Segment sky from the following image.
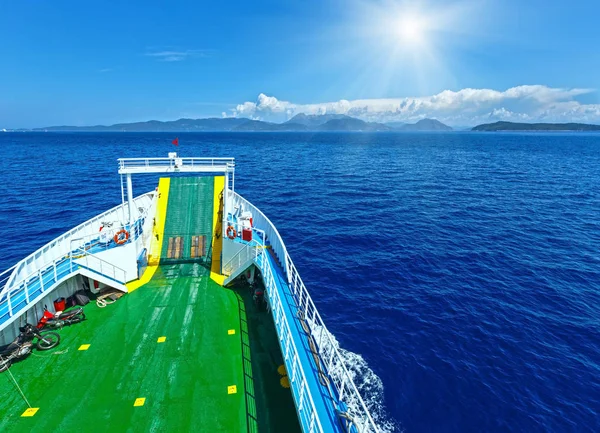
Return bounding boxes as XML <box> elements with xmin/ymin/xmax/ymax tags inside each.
<box><xmin>1</xmin><ymin>0</ymin><xmax>600</xmax><ymax>128</ymax></box>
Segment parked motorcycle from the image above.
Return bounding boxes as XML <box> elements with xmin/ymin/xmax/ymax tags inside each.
<box><xmin>0</xmin><ymin>324</ymin><xmax>60</xmax><ymax>372</ymax></box>
<box><xmin>37</xmin><ymin>306</ymin><xmax>85</xmax><ymax>329</ymax></box>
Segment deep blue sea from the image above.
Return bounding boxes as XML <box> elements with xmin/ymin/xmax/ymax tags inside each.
<box><xmin>1</xmin><ymin>132</ymin><xmax>599</xmax><ymax>432</ymax></box>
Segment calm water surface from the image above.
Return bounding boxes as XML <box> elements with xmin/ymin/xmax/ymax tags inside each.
<box><xmin>0</xmin><ymin>132</ymin><xmax>599</xmax><ymax>432</ymax></box>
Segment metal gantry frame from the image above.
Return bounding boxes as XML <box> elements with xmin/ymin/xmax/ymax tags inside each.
<box><xmin>117</xmin><ymin>154</ymin><xmax>235</xmax><ymax>237</ymax></box>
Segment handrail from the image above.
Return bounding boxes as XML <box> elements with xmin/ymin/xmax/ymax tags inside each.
<box><xmin>226</xmin><ymin>216</ymin><xmax>266</xmax><ymax>247</ymax></box>
<box><xmin>0</xmin><ymin>266</ymin><xmax>18</xmax><ymax>303</ymax></box>
<box><xmin>231</xmin><ymin>192</ymin><xmax>380</xmax><ymax>432</ymax></box>
<box><xmin>255</xmin><ymin>248</ymin><xmax>325</xmax><ymax>433</ymax></box>
<box><xmin>119</xmin><ymin>157</ymin><xmax>235</xmax><ymax>161</ymax></box>
<box><xmin>286</xmin><ymin>256</ymin><xmax>378</xmax><ymax>431</ymax></box>
<box><xmin>1</xmin><ymin>192</ymin><xmax>154</xmax><ymax>296</ymax></box>
<box><xmin>0</xmin><ymin>255</ymin><xmax>65</xmax><ymax>318</ymax></box>
<box><xmin>222</xmin><ymin>243</ymin><xmax>259</xmax><ymax>277</ymax></box>
<box><xmin>0</xmin><ymin>265</ymin><xmax>17</xmax><ymax>280</ymax></box>
<box><xmin>229</xmin><ymin>191</ymin><xmax>290</xmax><ymax>276</ymax></box>
<box><xmin>118</xmin><ymin>157</ymin><xmax>235</xmax><ymax>170</ymax></box>
<box><xmin>0</xmin><ymin>248</ymin><xmax>127</xmax><ymax>327</ymax></box>
<box><xmin>67</xmin><ymin>192</ymin><xmax>157</xmax><ymax>253</ymax></box>
<box><xmin>70</xmin><ymin>247</ymin><xmax>128</xmax><ymax>283</ymax></box>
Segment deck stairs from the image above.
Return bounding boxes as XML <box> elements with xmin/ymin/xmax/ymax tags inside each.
<box><xmin>0</xmin><ymin>249</ymin><xmax>128</xmax><ymax>331</ymax></box>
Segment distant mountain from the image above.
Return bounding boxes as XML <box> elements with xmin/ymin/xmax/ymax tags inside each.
<box><xmin>283</xmin><ymin>113</ymin><xmax>352</xmax><ymax>127</ymax></box>
<box><xmin>316</xmin><ymin>118</ymin><xmax>390</xmax><ymax>131</ymax></box>
<box><xmin>30</xmin><ymin>115</ymin><xmax>449</xmax><ymax>132</ymax></box>
<box><xmin>384</xmin><ymin>118</ymin><xmax>452</xmax><ymax>131</ymax></box>
<box><xmin>233</xmin><ymin>117</ymin><xmax>390</xmax><ymax>131</ymax></box>
<box><xmin>33</xmin><ymin>117</ymin><xmax>249</xmax><ymax>132</ymax></box>
<box><xmin>473</xmin><ymin>121</ymin><xmax>600</xmax><ymax>132</ymax></box>
<box><xmin>233</xmin><ymin>120</ymin><xmax>308</xmax><ymax>131</ymax></box>
<box><xmin>400</xmin><ymin>118</ymin><xmax>453</xmax><ymax>131</ymax></box>
<box><xmin>384</xmin><ymin>121</ymin><xmax>407</xmax><ymax>129</ymax></box>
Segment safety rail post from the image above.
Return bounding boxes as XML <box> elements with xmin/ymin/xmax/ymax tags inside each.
<box><xmin>309</xmin><ymin>413</ymin><xmax>316</xmax><ymax>433</ymax></box>
<box><xmin>339</xmin><ymin>375</ymin><xmax>346</xmax><ymax>401</ymax></box>
<box><xmin>6</xmin><ymin>292</ymin><xmax>12</xmax><ymax>317</ymax></box>
<box><xmin>38</xmin><ymin>270</ymin><xmax>44</xmax><ymax>293</ymax></box>
<box><xmin>24</xmin><ymin>280</ymin><xmax>29</xmax><ymax>304</ymax></box>
<box><xmin>298</xmin><ymin>379</ymin><xmax>306</xmax><ymax>411</ymax></box>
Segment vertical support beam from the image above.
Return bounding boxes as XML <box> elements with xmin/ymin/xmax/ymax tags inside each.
<box><xmin>126</xmin><ymin>173</ymin><xmax>134</xmax><ymax>224</ymax></box>
<box><xmin>126</xmin><ymin>173</ymin><xmax>140</xmax><ymax>261</ymax></box>
<box><xmin>120</xmin><ymin>174</ymin><xmax>126</xmax><ymax>223</ymax></box>
<box><xmin>223</xmin><ymin>170</ymin><xmax>229</xmax><ymax>240</ymax></box>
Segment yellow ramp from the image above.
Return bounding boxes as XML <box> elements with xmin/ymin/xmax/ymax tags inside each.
<box><xmin>210</xmin><ymin>176</ymin><xmax>225</xmax><ymax>284</ymax></box>
<box><xmin>127</xmin><ymin>178</ymin><xmax>171</xmax><ymax>292</ymax></box>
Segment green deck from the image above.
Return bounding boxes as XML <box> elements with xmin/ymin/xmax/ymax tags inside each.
<box><xmin>0</xmin><ymin>176</ymin><xmax>301</xmax><ymax>432</ymax></box>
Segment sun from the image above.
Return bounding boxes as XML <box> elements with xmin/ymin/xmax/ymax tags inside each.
<box><xmin>397</xmin><ymin>13</ymin><xmax>428</xmax><ymax>45</ymax></box>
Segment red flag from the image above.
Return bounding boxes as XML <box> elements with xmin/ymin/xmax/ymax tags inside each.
<box><xmin>172</xmin><ymin>137</ymin><xmax>179</xmax><ymax>146</ymax></box>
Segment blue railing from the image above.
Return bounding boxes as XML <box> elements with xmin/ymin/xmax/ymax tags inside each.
<box><xmin>0</xmin><ymin>216</ymin><xmax>147</xmax><ymax>329</ymax></box>
<box><xmin>226</xmin><ymin>191</ymin><xmax>379</xmax><ymax>433</ymax></box>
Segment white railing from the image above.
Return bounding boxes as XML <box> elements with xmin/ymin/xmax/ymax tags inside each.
<box><xmin>226</xmin><ymin>217</ymin><xmax>266</xmax><ymax>247</ymax></box>
<box><xmin>139</xmin><ymin>193</ymin><xmax>159</xmax><ymax>253</ymax></box>
<box><xmin>1</xmin><ymin>192</ymin><xmax>154</xmax><ymax>298</ymax></box>
<box><xmin>227</xmin><ymin>191</ymin><xmax>379</xmax><ymax>432</ymax></box>
<box><xmin>222</xmin><ymin>243</ymin><xmax>258</xmax><ymax>277</ymax></box>
<box><xmin>0</xmin><ymin>247</ymin><xmax>128</xmax><ymax>325</ymax></box>
<box><xmin>118</xmin><ymin>157</ymin><xmax>235</xmax><ymax>172</ymax></box>
<box><xmin>255</xmin><ymin>249</ymin><xmax>325</xmax><ymax>433</ymax></box>
<box><xmin>286</xmin><ymin>257</ymin><xmax>378</xmax><ymax>432</ymax></box>
<box><xmin>0</xmin><ymin>256</ymin><xmax>65</xmax><ymax>319</ymax></box>
<box><xmin>0</xmin><ymin>265</ymin><xmax>18</xmax><ymax>316</ymax></box>
<box><xmin>229</xmin><ymin>191</ymin><xmax>290</xmax><ymax>275</ymax></box>
<box><xmin>71</xmin><ymin>250</ymin><xmax>127</xmax><ymax>283</ymax></box>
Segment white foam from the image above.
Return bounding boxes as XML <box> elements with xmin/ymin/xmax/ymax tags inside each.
<box><xmin>310</xmin><ymin>322</ymin><xmax>401</xmax><ymax>432</ymax></box>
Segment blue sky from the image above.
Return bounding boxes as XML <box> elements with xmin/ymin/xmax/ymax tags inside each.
<box><xmin>1</xmin><ymin>0</ymin><xmax>600</xmax><ymax>128</ymax></box>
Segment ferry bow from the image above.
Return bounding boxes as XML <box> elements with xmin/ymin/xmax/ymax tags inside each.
<box><xmin>0</xmin><ymin>154</ymin><xmax>380</xmax><ymax>433</ymax></box>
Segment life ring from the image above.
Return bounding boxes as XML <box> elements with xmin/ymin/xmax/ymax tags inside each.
<box><xmin>114</xmin><ymin>229</ymin><xmax>130</xmax><ymax>245</ymax></box>
<box><xmin>226</xmin><ymin>226</ymin><xmax>237</xmax><ymax>240</ymax></box>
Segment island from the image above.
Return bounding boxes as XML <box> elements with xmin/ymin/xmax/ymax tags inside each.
<box><xmin>472</xmin><ymin>121</ymin><xmax>600</xmax><ymax>132</ymax></box>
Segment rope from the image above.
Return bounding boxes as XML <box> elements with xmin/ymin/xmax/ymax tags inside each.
<box><xmin>31</xmin><ymin>348</ymin><xmax>70</xmax><ymax>357</ymax></box>
<box><xmin>1</xmin><ymin>355</ymin><xmax>31</xmax><ymax>408</ymax></box>
<box><xmin>96</xmin><ymin>289</ymin><xmax>124</xmax><ymax>308</ymax></box>
<box><xmin>297</xmin><ymin>310</ymin><xmax>331</xmax><ymax>389</ymax></box>
<box><xmin>337</xmin><ymin>410</ymin><xmax>359</xmax><ymax>432</ymax></box>
<box><xmin>297</xmin><ymin>310</ymin><xmax>362</xmax><ymax>432</ymax></box>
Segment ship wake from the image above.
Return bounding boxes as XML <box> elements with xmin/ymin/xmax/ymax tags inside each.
<box><xmin>311</xmin><ymin>323</ymin><xmax>401</xmax><ymax>432</ymax></box>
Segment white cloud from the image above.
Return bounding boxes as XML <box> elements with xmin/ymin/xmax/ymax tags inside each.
<box><xmin>229</xmin><ymin>86</ymin><xmax>600</xmax><ymax>126</ymax></box>
<box><xmin>145</xmin><ymin>49</ymin><xmax>209</xmax><ymax>62</ymax></box>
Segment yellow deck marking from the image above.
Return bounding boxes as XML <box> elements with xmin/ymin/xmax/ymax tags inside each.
<box><xmin>227</xmin><ymin>385</ymin><xmax>237</xmax><ymax>394</ymax></box>
<box><xmin>127</xmin><ymin>178</ymin><xmax>171</xmax><ymax>293</ymax></box>
<box><xmin>157</xmin><ymin>336</ymin><xmax>166</xmax><ymax>343</ymax></box>
<box><xmin>21</xmin><ymin>408</ymin><xmax>39</xmax><ymax>417</ymax></box>
<box><xmin>210</xmin><ymin>272</ymin><xmax>225</xmax><ymax>285</ymax></box>
<box><xmin>78</xmin><ymin>344</ymin><xmax>90</xmax><ymax>351</ymax></box>
<box><xmin>228</xmin><ymin>329</ymin><xmax>235</xmax><ymax>335</ymax></box>
<box><xmin>134</xmin><ymin>398</ymin><xmax>146</xmax><ymax>407</ymax></box>
<box><xmin>210</xmin><ymin>176</ymin><xmax>225</xmax><ymax>284</ymax></box>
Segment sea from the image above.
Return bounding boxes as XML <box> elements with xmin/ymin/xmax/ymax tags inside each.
<box><xmin>0</xmin><ymin>131</ymin><xmax>599</xmax><ymax>432</ymax></box>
